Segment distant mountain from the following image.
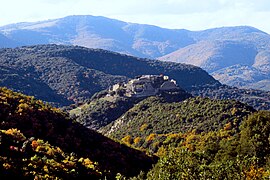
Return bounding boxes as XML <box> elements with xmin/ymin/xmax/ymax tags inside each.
<box><xmin>0</xmin><ymin>33</ymin><xmax>20</xmax><ymax>48</ymax></box>
<box><xmin>160</xmin><ymin>40</ymin><xmax>258</xmax><ymax>72</ymax></box>
<box><xmin>190</xmin><ymin>84</ymin><xmax>270</xmax><ymax>110</ymax></box>
<box><xmin>211</xmin><ymin>64</ymin><xmax>269</xmax><ymax>88</ymax></box>
<box><xmin>0</xmin><ymin>44</ymin><xmax>217</xmax><ymax>107</ymax></box>
<box><xmin>1</xmin><ymin>15</ymin><xmax>270</xmax><ymax>90</ymax></box>
<box><xmin>0</xmin><ymin>15</ymin><xmax>193</xmax><ymax>58</ymax></box>
<box><xmin>159</xmin><ymin>27</ymin><xmax>270</xmax><ymax>91</ymax></box>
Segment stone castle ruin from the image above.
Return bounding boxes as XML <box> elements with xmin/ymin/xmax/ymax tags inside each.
<box><xmin>109</xmin><ymin>74</ymin><xmax>180</xmax><ymax>98</ymax></box>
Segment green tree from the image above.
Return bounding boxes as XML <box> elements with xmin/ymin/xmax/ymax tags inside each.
<box><xmin>238</xmin><ymin>111</ymin><xmax>270</xmax><ymax>164</ymax></box>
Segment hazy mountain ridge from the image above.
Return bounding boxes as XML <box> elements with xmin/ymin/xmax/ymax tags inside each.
<box><xmin>159</xmin><ymin>27</ymin><xmax>270</xmax><ymax>90</ymax></box>
<box><xmin>0</xmin><ymin>15</ymin><xmax>194</xmax><ymax>58</ymax></box>
<box><xmin>211</xmin><ymin>64</ymin><xmax>269</xmax><ymax>88</ymax></box>
<box><xmin>190</xmin><ymin>84</ymin><xmax>270</xmax><ymax>110</ymax></box>
<box><xmin>160</xmin><ymin>40</ymin><xmax>258</xmax><ymax>72</ymax></box>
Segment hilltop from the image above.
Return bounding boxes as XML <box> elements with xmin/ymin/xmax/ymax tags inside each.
<box><xmin>70</xmin><ymin>74</ymin><xmax>192</xmax><ymax>130</ymax></box>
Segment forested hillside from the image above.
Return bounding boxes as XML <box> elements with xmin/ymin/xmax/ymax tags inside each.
<box><xmin>190</xmin><ymin>84</ymin><xmax>270</xmax><ymax>110</ymax></box>
<box><xmin>0</xmin><ymin>86</ymin><xmax>269</xmax><ymax>179</ymax></box>
<box><xmin>100</xmin><ymin>96</ymin><xmax>270</xmax><ymax>179</ymax></box>
<box><xmin>101</xmin><ymin>96</ymin><xmax>255</xmax><ymax>152</ymax></box>
<box><xmin>139</xmin><ymin>111</ymin><xmax>270</xmax><ymax>179</ymax></box>
<box><xmin>0</xmin><ymin>87</ymin><xmax>156</xmax><ymax>179</ymax></box>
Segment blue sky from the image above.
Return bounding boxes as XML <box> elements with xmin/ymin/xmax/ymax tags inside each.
<box><xmin>1</xmin><ymin>0</ymin><xmax>270</xmax><ymax>33</ymax></box>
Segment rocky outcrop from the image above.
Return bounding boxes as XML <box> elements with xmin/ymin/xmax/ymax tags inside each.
<box><xmin>109</xmin><ymin>74</ymin><xmax>180</xmax><ymax>98</ymax></box>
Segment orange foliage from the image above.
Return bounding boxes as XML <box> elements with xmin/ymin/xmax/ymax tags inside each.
<box><xmin>140</xmin><ymin>123</ymin><xmax>148</xmax><ymax>131</ymax></box>
<box><xmin>134</xmin><ymin>137</ymin><xmax>142</xmax><ymax>145</ymax></box>
<box><xmin>245</xmin><ymin>165</ymin><xmax>266</xmax><ymax>180</ymax></box>
<box><xmin>224</xmin><ymin>122</ymin><xmax>232</xmax><ymax>131</ymax></box>
<box><xmin>31</xmin><ymin>140</ymin><xmax>39</xmax><ymax>149</ymax></box>
<box><xmin>121</xmin><ymin>135</ymin><xmax>132</xmax><ymax>146</ymax></box>
<box><xmin>146</xmin><ymin>133</ymin><xmax>156</xmax><ymax>142</ymax></box>
<box><xmin>3</xmin><ymin>163</ymin><xmax>11</xmax><ymax>169</ymax></box>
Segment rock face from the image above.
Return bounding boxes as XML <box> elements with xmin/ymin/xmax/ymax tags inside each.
<box><xmin>110</xmin><ymin>74</ymin><xmax>179</xmax><ymax>98</ymax></box>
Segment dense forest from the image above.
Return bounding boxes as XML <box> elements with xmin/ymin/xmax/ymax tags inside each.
<box><xmin>0</xmin><ymin>129</ymin><xmax>102</xmax><ymax>179</ymax></box>
<box><xmin>132</xmin><ymin>110</ymin><xmax>270</xmax><ymax>179</ymax></box>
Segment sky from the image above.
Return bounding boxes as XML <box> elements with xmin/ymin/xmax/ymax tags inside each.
<box><xmin>1</xmin><ymin>0</ymin><xmax>270</xmax><ymax>34</ymax></box>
